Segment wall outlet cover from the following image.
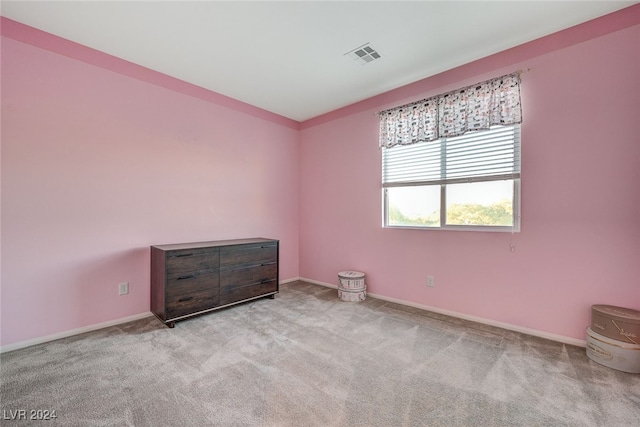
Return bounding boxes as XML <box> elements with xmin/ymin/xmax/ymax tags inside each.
<box><xmin>119</xmin><ymin>282</ymin><xmax>129</xmax><ymax>295</ymax></box>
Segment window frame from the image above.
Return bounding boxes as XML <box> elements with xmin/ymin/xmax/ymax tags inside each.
<box><xmin>382</xmin><ymin>125</ymin><xmax>521</xmax><ymax>232</ymax></box>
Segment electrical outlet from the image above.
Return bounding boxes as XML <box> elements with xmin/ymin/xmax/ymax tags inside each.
<box><xmin>118</xmin><ymin>282</ymin><xmax>129</xmax><ymax>295</ymax></box>
<box><xmin>427</xmin><ymin>276</ymin><xmax>434</xmax><ymax>287</ymax></box>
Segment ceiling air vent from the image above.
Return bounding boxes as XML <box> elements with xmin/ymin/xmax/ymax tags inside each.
<box><xmin>345</xmin><ymin>43</ymin><xmax>381</xmax><ymax>65</ymax></box>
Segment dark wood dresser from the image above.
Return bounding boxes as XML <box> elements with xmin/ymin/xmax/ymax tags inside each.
<box><xmin>150</xmin><ymin>238</ymin><xmax>279</xmax><ymax>327</ymax></box>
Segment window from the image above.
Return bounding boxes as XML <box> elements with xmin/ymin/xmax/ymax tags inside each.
<box><xmin>378</xmin><ymin>72</ymin><xmax>523</xmax><ymax>231</ymax></box>
<box><xmin>382</xmin><ymin>125</ymin><xmax>520</xmax><ymax>231</ymax></box>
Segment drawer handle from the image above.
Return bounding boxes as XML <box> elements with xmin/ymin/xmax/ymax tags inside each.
<box><xmin>175</xmin><ymin>253</ymin><xmax>194</xmax><ymax>258</ymax></box>
<box><xmin>261</xmin><ymin>262</ymin><xmax>277</xmax><ymax>266</ymax></box>
<box><xmin>178</xmin><ymin>296</ymin><xmax>194</xmax><ymax>302</ymax></box>
<box><xmin>177</xmin><ymin>275</ymin><xmax>195</xmax><ymax>280</ymax></box>
<box><xmin>261</xmin><ymin>279</ymin><xmax>275</xmax><ymax>284</ymax></box>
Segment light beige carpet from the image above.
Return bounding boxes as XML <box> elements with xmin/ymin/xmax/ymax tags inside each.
<box><xmin>1</xmin><ymin>281</ymin><xmax>638</xmax><ymax>426</ymax></box>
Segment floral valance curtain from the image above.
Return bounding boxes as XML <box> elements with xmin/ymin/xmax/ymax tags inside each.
<box><xmin>379</xmin><ymin>73</ymin><xmax>522</xmax><ymax>148</ymax></box>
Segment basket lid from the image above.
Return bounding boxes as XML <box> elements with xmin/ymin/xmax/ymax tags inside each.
<box><xmin>338</xmin><ymin>270</ymin><xmax>365</xmax><ymax>279</ymax></box>
<box><xmin>592</xmin><ymin>305</ymin><xmax>640</xmax><ymax>324</ymax></box>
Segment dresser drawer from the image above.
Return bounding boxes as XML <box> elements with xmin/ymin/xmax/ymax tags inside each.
<box><xmin>166</xmin><ymin>289</ymin><xmax>220</xmax><ymax>319</ymax></box>
<box><xmin>166</xmin><ymin>249</ymin><xmax>219</xmax><ymax>278</ymax></box>
<box><xmin>220</xmin><ymin>263</ymin><xmax>277</xmax><ymax>288</ymax></box>
<box><xmin>220</xmin><ymin>280</ymin><xmax>277</xmax><ymax>306</ymax></box>
<box><xmin>220</xmin><ymin>243</ymin><xmax>277</xmax><ymax>266</ymax></box>
<box><xmin>166</xmin><ymin>272</ymin><xmax>219</xmax><ymax>296</ymax></box>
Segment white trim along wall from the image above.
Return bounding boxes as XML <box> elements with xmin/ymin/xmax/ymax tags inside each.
<box><xmin>1</xmin><ymin>278</ymin><xmax>585</xmax><ymax>353</ymax></box>
<box><xmin>298</xmin><ymin>278</ymin><xmax>587</xmax><ymax>348</ymax></box>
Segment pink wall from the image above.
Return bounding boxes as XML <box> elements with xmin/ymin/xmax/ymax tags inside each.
<box><xmin>1</xmin><ymin>32</ymin><xmax>299</xmax><ymax>346</ymax></box>
<box><xmin>2</xmin><ymin>7</ymin><xmax>639</xmax><ymax>348</ymax></box>
<box><xmin>299</xmin><ymin>18</ymin><xmax>640</xmax><ymax>341</ymax></box>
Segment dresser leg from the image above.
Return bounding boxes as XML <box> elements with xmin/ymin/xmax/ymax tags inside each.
<box><xmin>269</xmin><ymin>294</ymin><xmax>275</xmax><ymax>299</ymax></box>
<box><xmin>167</xmin><ymin>322</ymin><xmax>175</xmax><ymax>328</ymax></box>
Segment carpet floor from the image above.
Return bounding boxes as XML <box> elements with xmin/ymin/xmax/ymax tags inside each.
<box><xmin>1</xmin><ymin>281</ymin><xmax>638</xmax><ymax>426</ymax></box>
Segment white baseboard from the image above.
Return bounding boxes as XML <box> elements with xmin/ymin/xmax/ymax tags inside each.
<box><xmin>2</xmin><ymin>277</ymin><xmax>586</xmax><ymax>353</ymax></box>
<box><xmin>298</xmin><ymin>277</ymin><xmax>586</xmax><ymax>348</ymax></box>
<box><xmin>299</xmin><ymin>277</ymin><xmax>338</xmax><ymax>289</ymax></box>
<box><xmin>1</xmin><ymin>278</ymin><xmax>306</xmax><ymax>353</ymax></box>
<box><xmin>0</xmin><ymin>312</ymin><xmax>154</xmax><ymax>354</ymax></box>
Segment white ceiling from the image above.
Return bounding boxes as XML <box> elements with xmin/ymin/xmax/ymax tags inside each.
<box><xmin>1</xmin><ymin>1</ymin><xmax>636</xmax><ymax>122</ymax></box>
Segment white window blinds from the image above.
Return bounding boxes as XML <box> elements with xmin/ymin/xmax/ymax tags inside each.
<box><xmin>382</xmin><ymin>125</ymin><xmax>520</xmax><ymax>186</ymax></box>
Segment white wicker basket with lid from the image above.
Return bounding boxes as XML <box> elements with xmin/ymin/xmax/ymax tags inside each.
<box><xmin>337</xmin><ymin>271</ymin><xmax>366</xmax><ymax>302</ymax></box>
<box><xmin>338</xmin><ymin>271</ymin><xmax>366</xmax><ymax>290</ymax></box>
